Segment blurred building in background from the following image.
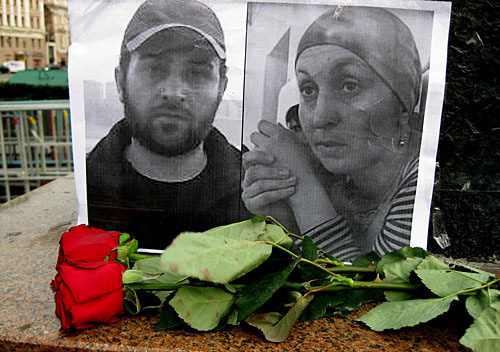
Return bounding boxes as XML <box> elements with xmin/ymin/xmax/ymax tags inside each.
<box><xmin>44</xmin><ymin>0</ymin><xmax>68</xmax><ymax>68</ymax></box>
<box><xmin>0</xmin><ymin>0</ymin><xmax>69</xmax><ymax>70</ymax></box>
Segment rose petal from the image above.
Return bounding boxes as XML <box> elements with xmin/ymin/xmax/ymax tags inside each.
<box><xmin>58</xmin><ymin>263</ymin><xmax>125</xmax><ymax>303</ymax></box>
<box><xmin>70</xmin><ymin>287</ymin><xmax>124</xmax><ymax>328</ymax></box>
<box><xmin>57</xmin><ymin>225</ymin><xmax>120</xmax><ymax>265</ymax></box>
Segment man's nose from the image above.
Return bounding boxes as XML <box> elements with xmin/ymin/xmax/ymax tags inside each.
<box><xmin>159</xmin><ymin>72</ymin><xmax>187</xmax><ymax>102</ymax></box>
<box><xmin>312</xmin><ymin>92</ymin><xmax>341</xmax><ymax>129</ymax></box>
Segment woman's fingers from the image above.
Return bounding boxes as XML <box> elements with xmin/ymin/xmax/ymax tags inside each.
<box><xmin>241</xmin><ymin>163</ymin><xmax>297</xmax><ymax>211</ymax></box>
<box><xmin>250</xmin><ymin>131</ymin><xmax>269</xmax><ymax>149</ymax></box>
<box><xmin>242</xmin><ymin>176</ymin><xmax>296</xmax><ymax>197</ymax></box>
<box><xmin>242</xmin><ymin>186</ymin><xmax>296</xmax><ymax>212</ymax></box>
<box><xmin>242</xmin><ymin>150</ymin><xmax>274</xmax><ymax>169</ymax></box>
<box><xmin>257</xmin><ymin>120</ymin><xmax>279</xmax><ymax>137</ymax></box>
<box><xmin>242</xmin><ymin>164</ymin><xmax>292</xmax><ymax>187</ymax></box>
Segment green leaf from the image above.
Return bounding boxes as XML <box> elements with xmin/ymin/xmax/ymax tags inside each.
<box><xmin>356</xmin><ymin>297</ymin><xmax>457</xmax><ymax>331</ymax></box>
<box><xmin>138</xmin><ymin>291</ymin><xmax>163</xmax><ymax>311</ymax></box>
<box><xmin>235</xmin><ymin>259</ymin><xmax>299</xmax><ymax>322</ymax></box>
<box><xmin>252</xmin><ymin>214</ymin><xmax>267</xmax><ymax>223</ymax></box>
<box><xmin>338</xmin><ymin>290</ymin><xmax>384</xmax><ymax>311</ymax></box>
<box><xmin>122</xmin><ymin>269</ymin><xmax>162</xmax><ymax>284</ymax></box>
<box><xmin>227</xmin><ymin>309</ymin><xmax>239</xmax><ymax>325</ymax></box>
<box><xmin>460</xmin><ymin>302</ymin><xmax>500</xmax><ymax>351</ymax></box>
<box><xmin>383</xmin><ymin>257</ymin><xmax>423</xmax><ymax>283</ymax></box>
<box><xmin>119</xmin><ymin>232</ymin><xmax>131</xmax><ymax>246</ymax></box>
<box><xmin>301</xmin><ymin>293</ymin><xmax>345</xmax><ymax>321</ymax></box>
<box><xmin>380</xmin><ymin>257</ymin><xmax>422</xmax><ymax>301</ymax></box>
<box><xmin>298</xmin><ymin>236</ymin><xmax>328</xmax><ymax>281</ymax></box>
<box><xmin>123</xmin><ymin>286</ymin><xmax>141</xmax><ymax>314</ymax></box>
<box><xmin>159</xmin><ymin>232</ymin><xmax>272</xmax><ymax>284</ymax></box>
<box><xmin>246</xmin><ymin>294</ymin><xmax>314</xmax><ymax>342</ymax></box>
<box><xmin>124</xmin><ymin>239</ymin><xmax>139</xmax><ymax>254</ymax></box>
<box><xmin>466</xmin><ymin>289</ymin><xmax>500</xmax><ymax>319</ymax></box>
<box><xmin>224</xmin><ymin>283</ymin><xmax>237</xmax><ymax>293</ymax></box>
<box><xmin>302</xmin><ymin>236</ymin><xmax>318</xmax><ymax>261</ymax></box>
<box><xmin>154</xmin><ymin>303</ymin><xmax>183</xmax><ymax>331</ymax></box>
<box><xmin>384</xmin><ymin>291</ymin><xmax>415</xmax><ymax>302</ymax></box>
<box><xmin>203</xmin><ymin>219</ymin><xmax>266</xmax><ymax>241</ymax></box>
<box><xmin>133</xmin><ymin>256</ymin><xmax>188</xmax><ymax>284</ymax></box>
<box><xmin>133</xmin><ymin>256</ymin><xmax>161</xmax><ymax>272</ymax></box>
<box><xmin>258</xmin><ymin>224</ymin><xmax>292</xmax><ymax>248</ymax></box>
<box><xmin>415</xmin><ymin>270</ymin><xmax>488</xmax><ymax>297</ymax></box>
<box><xmin>153</xmin><ymin>291</ymin><xmax>173</xmax><ymax>305</ymax></box>
<box><xmin>352</xmin><ymin>251</ymin><xmax>381</xmax><ymax>267</ymax></box>
<box><xmin>128</xmin><ymin>253</ymin><xmax>152</xmax><ymax>261</ymax></box>
<box><xmin>321</xmin><ymin>252</ymin><xmax>343</xmax><ymax>266</ymax></box>
<box><xmin>284</xmin><ymin>291</ymin><xmax>303</xmax><ymax>307</ymax></box>
<box><xmin>116</xmin><ymin>247</ymin><xmax>129</xmax><ymax>263</ymax></box>
<box><xmin>454</xmin><ymin>263</ymin><xmax>496</xmax><ymax>278</ymax></box>
<box><xmin>169</xmin><ymin>286</ymin><xmax>235</xmax><ymax>331</ymax></box>
<box><xmin>376</xmin><ymin>246</ymin><xmax>427</xmax><ymax>275</ymax></box>
<box><xmin>416</xmin><ymin>256</ymin><xmax>450</xmax><ymax>270</ymax></box>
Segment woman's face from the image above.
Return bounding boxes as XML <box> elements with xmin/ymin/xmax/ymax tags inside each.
<box><xmin>296</xmin><ymin>45</ymin><xmax>404</xmax><ymax>175</ymax></box>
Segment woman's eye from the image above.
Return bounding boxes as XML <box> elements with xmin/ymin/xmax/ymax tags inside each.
<box><xmin>341</xmin><ymin>80</ymin><xmax>358</xmax><ymax>93</ymax></box>
<box><xmin>300</xmin><ymin>85</ymin><xmax>317</xmax><ymax>98</ymax></box>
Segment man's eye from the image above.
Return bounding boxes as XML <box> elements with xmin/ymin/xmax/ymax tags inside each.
<box><xmin>148</xmin><ymin>65</ymin><xmax>163</xmax><ymax>73</ymax></box>
<box><xmin>186</xmin><ymin>64</ymin><xmax>212</xmax><ymax>78</ymax></box>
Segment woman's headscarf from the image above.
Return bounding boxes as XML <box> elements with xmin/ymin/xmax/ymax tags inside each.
<box><xmin>296</xmin><ymin>6</ymin><xmax>422</xmax><ymax>113</ymax></box>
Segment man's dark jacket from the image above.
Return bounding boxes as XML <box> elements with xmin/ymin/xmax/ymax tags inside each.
<box><xmin>86</xmin><ymin>119</ymin><xmax>250</xmax><ymax>249</ymax></box>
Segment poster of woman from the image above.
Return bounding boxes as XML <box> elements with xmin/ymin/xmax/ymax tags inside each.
<box><xmin>241</xmin><ymin>0</ymin><xmax>451</xmax><ymax>260</ymax></box>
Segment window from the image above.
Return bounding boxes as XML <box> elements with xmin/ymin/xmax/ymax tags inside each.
<box><xmin>31</xmin><ymin>38</ymin><xmax>34</xmax><ymax>47</ymax></box>
<box><xmin>15</xmin><ymin>37</ymin><xmax>18</xmax><ymax>48</ymax></box>
<box><xmin>31</xmin><ymin>18</ymin><xmax>33</xmax><ymax>28</ymax></box>
<box><xmin>38</xmin><ymin>39</ymin><xmax>41</xmax><ymax>49</ymax></box>
<box><xmin>14</xmin><ymin>16</ymin><xmax>17</xmax><ymax>26</ymax></box>
<box><xmin>21</xmin><ymin>17</ymin><xmax>24</xmax><ymax>27</ymax></box>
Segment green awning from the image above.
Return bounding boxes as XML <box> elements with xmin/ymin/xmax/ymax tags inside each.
<box><xmin>8</xmin><ymin>70</ymin><xmax>68</xmax><ymax>86</ymax></box>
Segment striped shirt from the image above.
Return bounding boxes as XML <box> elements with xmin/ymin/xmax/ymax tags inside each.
<box><xmin>296</xmin><ymin>158</ymin><xmax>419</xmax><ymax>261</ymax></box>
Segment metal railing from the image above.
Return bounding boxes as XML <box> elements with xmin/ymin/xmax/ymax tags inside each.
<box><xmin>0</xmin><ymin>100</ymin><xmax>72</xmax><ymax>203</ymax></box>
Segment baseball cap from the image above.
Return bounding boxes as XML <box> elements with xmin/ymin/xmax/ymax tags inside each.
<box><xmin>121</xmin><ymin>0</ymin><xmax>226</xmax><ymax>60</ymax></box>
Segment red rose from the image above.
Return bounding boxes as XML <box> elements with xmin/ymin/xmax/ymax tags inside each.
<box><xmin>57</xmin><ymin>225</ymin><xmax>121</xmax><ymax>265</ymax></box>
<box><xmin>51</xmin><ymin>262</ymin><xmax>125</xmax><ymax>329</ymax></box>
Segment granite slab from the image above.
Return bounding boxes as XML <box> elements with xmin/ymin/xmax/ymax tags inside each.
<box><xmin>0</xmin><ymin>175</ymin><xmax>474</xmax><ymax>351</ymax></box>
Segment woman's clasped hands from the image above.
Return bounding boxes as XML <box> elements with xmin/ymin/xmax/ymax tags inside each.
<box><xmin>242</xmin><ymin>120</ymin><xmax>319</xmax><ymax>216</ymax></box>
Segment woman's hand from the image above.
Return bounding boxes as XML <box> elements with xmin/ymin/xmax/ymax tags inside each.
<box><xmin>241</xmin><ymin>150</ymin><xmax>296</xmax><ymax>216</ymax></box>
<box><xmin>250</xmin><ymin>120</ymin><xmax>319</xmax><ymax>204</ymax></box>
<box><xmin>245</xmin><ymin>120</ymin><xmax>339</xmax><ymax>233</ymax></box>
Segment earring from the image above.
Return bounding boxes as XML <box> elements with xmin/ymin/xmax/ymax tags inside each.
<box><xmin>398</xmin><ymin>131</ymin><xmax>408</xmax><ymax>146</ymax></box>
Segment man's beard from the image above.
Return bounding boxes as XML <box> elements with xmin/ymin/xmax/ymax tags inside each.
<box><xmin>123</xmin><ymin>100</ymin><xmax>211</xmax><ymax>157</ymax></box>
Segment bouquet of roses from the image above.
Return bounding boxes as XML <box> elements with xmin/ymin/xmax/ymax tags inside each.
<box><xmin>51</xmin><ymin>217</ymin><xmax>499</xmax><ymax>351</ymax></box>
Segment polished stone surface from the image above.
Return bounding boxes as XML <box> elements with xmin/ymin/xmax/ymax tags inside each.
<box><xmin>0</xmin><ymin>175</ymin><xmax>474</xmax><ymax>351</ymax></box>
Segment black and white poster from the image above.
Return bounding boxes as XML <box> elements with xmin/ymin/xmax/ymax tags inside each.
<box><xmin>68</xmin><ymin>0</ymin><xmax>451</xmax><ymax>259</ymax></box>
